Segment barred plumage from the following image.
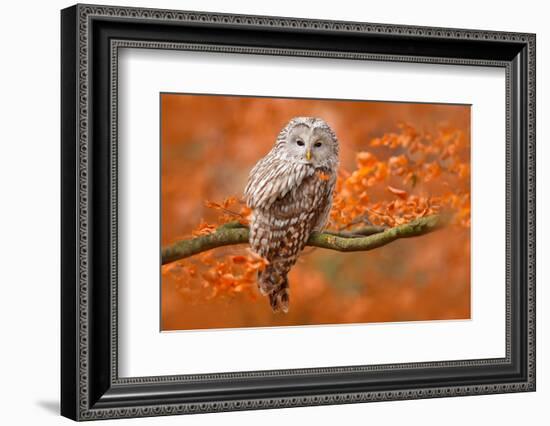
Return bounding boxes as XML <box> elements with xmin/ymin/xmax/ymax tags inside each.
<box><xmin>244</xmin><ymin>117</ymin><xmax>339</xmax><ymax>312</ymax></box>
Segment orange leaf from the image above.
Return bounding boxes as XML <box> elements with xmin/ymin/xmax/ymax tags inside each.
<box><xmin>358</xmin><ymin>191</ymin><xmax>369</xmax><ymax>204</ymax></box>
<box><xmin>356</xmin><ymin>152</ymin><xmax>378</xmax><ymax>168</ymax></box>
<box><xmin>389</xmin><ymin>155</ymin><xmax>408</xmax><ymax>168</ymax></box>
<box><xmin>222</xmin><ymin>196</ymin><xmax>238</xmax><ymax>208</ymax></box>
<box><xmin>201</xmin><ymin>270</ymin><xmax>218</xmax><ymax>283</ymax></box>
<box><xmin>387</xmin><ymin>185</ymin><xmax>408</xmax><ymax>200</ymax></box>
<box><xmin>316</xmin><ymin>171</ymin><xmax>331</xmax><ymax>181</ymax></box>
<box><xmin>186</xmin><ymin>265</ymin><xmax>197</xmax><ymax>277</ymax></box>
<box><xmin>204</xmin><ymin>200</ymin><xmax>222</xmax><ymax>210</ymax></box>
<box><xmin>161</xmin><ymin>263</ymin><xmax>177</xmax><ymax>276</ymax></box>
<box><xmin>192</xmin><ymin>219</ymin><xmax>217</xmax><ymax>236</ymax></box>
<box><xmin>232</xmin><ymin>255</ymin><xmax>248</xmax><ymax>264</ymax></box>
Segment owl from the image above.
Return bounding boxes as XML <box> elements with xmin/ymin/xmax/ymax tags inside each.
<box><xmin>244</xmin><ymin>117</ymin><xmax>339</xmax><ymax>313</ymax></box>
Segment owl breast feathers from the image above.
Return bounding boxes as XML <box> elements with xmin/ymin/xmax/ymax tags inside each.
<box><xmin>244</xmin><ymin>117</ymin><xmax>339</xmax><ymax>313</ymax></box>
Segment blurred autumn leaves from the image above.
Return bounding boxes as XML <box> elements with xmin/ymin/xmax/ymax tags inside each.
<box><xmin>332</xmin><ymin>123</ymin><xmax>470</xmax><ymax>229</ymax></box>
<box><xmin>161</xmin><ymin>94</ymin><xmax>470</xmax><ymax>330</ymax></box>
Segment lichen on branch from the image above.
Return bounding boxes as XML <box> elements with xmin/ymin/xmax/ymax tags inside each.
<box><xmin>161</xmin><ymin>214</ymin><xmax>445</xmax><ymax>265</ymax></box>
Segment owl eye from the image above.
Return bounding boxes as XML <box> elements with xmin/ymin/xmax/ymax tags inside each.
<box><xmin>296</xmin><ymin>139</ymin><xmax>305</xmax><ymax>146</ymax></box>
<box><xmin>314</xmin><ymin>142</ymin><xmax>322</xmax><ymax>148</ymax></box>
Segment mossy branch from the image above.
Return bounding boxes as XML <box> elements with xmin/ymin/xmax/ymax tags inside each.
<box><xmin>161</xmin><ymin>215</ymin><xmax>445</xmax><ymax>265</ymax></box>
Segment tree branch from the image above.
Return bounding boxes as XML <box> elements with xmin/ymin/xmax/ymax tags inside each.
<box><xmin>161</xmin><ymin>215</ymin><xmax>445</xmax><ymax>265</ymax></box>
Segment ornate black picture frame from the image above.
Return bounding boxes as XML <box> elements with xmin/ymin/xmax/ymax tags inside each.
<box><xmin>61</xmin><ymin>3</ymin><xmax>536</xmax><ymax>421</ymax></box>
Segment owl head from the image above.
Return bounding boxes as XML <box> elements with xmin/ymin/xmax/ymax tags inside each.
<box><xmin>277</xmin><ymin>117</ymin><xmax>339</xmax><ymax>169</ymax></box>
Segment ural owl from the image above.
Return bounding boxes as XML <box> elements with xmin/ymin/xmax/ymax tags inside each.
<box><xmin>244</xmin><ymin>117</ymin><xmax>339</xmax><ymax>313</ymax></box>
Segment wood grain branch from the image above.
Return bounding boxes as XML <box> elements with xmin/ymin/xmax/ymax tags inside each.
<box><xmin>161</xmin><ymin>215</ymin><xmax>445</xmax><ymax>265</ymax></box>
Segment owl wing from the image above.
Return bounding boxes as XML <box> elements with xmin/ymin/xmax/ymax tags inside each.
<box><xmin>251</xmin><ymin>170</ymin><xmax>335</xmax><ymax>260</ymax></box>
<box><xmin>268</xmin><ymin>171</ymin><xmax>335</xmax><ymax>221</ymax></box>
<box><xmin>244</xmin><ymin>156</ymin><xmax>312</xmax><ymax>209</ymax></box>
<box><xmin>312</xmin><ymin>173</ymin><xmax>337</xmax><ymax>231</ymax></box>
<box><xmin>249</xmin><ymin>170</ymin><xmax>335</xmax><ymax>313</ymax></box>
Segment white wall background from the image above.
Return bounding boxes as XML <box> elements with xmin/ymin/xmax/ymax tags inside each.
<box><xmin>0</xmin><ymin>0</ymin><xmax>546</xmax><ymax>424</ymax></box>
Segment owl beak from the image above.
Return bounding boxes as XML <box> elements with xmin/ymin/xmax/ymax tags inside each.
<box><xmin>305</xmin><ymin>149</ymin><xmax>312</xmax><ymax>161</ymax></box>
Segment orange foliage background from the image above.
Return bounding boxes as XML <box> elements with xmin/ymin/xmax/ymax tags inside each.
<box><xmin>161</xmin><ymin>94</ymin><xmax>471</xmax><ymax>331</ymax></box>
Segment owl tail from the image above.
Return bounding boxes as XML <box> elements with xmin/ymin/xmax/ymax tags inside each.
<box><xmin>258</xmin><ymin>264</ymin><xmax>290</xmax><ymax>313</ymax></box>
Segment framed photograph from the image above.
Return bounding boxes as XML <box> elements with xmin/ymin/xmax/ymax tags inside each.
<box><xmin>61</xmin><ymin>4</ymin><xmax>536</xmax><ymax>421</ymax></box>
